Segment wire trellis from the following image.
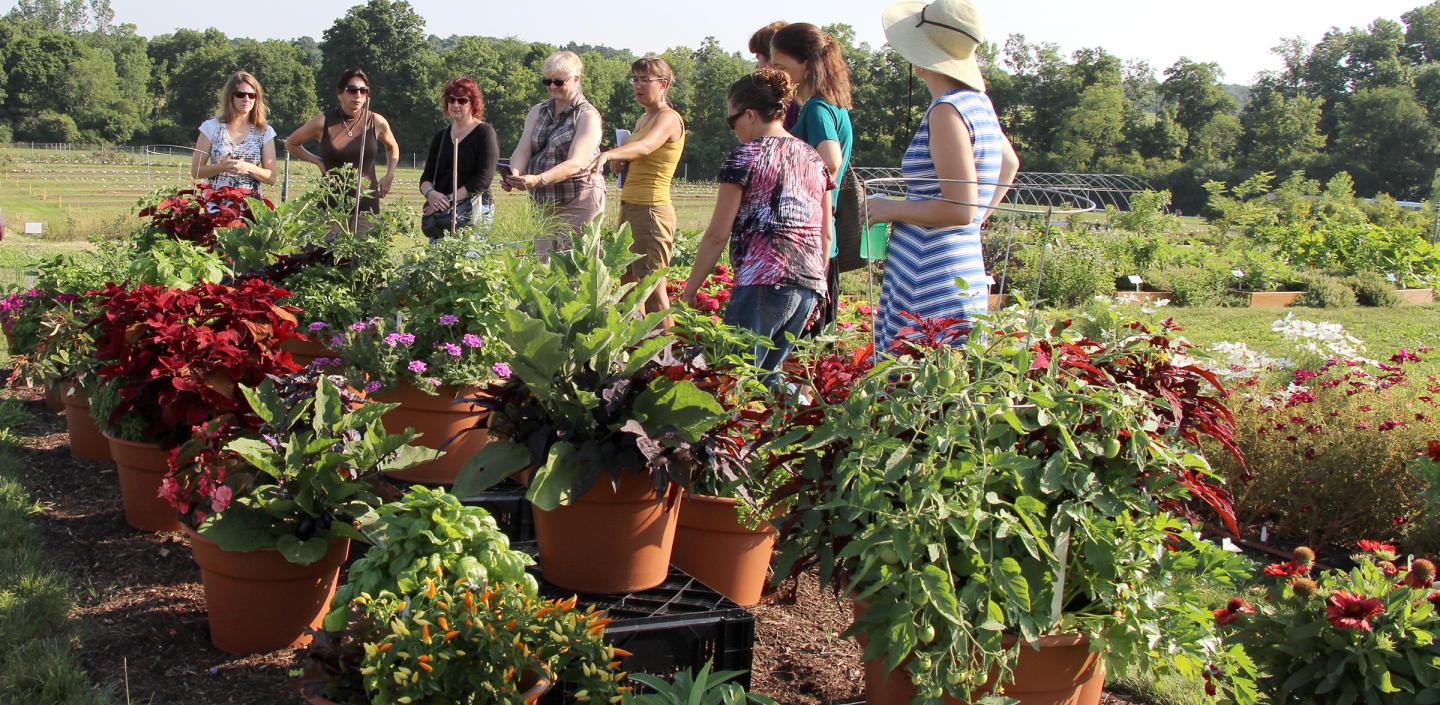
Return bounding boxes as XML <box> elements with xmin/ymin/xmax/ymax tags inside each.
<box><xmin>849</xmin><ymin>168</ymin><xmax>1098</xmax><ymax>344</ymax></box>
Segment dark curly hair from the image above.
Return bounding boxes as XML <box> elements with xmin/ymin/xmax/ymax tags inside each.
<box><xmin>727</xmin><ymin>67</ymin><xmax>795</xmax><ymax>123</ymax></box>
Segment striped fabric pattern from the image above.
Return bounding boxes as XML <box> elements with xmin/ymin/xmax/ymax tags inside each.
<box><xmin>875</xmin><ymin>89</ymin><xmax>1004</xmax><ymax>353</ymax></box>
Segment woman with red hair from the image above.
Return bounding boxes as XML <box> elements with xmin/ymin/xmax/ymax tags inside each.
<box><xmin>419</xmin><ymin>77</ymin><xmax>499</xmax><ymax>239</ymax></box>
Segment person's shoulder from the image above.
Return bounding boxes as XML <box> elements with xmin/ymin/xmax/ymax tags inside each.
<box><xmin>261</xmin><ymin>124</ymin><xmax>277</xmax><ymax>141</ymax></box>
<box><xmin>198</xmin><ymin>117</ymin><xmax>220</xmax><ymax>134</ymax></box>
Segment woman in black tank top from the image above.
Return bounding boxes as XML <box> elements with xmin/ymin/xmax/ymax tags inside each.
<box><xmin>285</xmin><ymin>68</ymin><xmax>402</xmax><ymax>219</ymax></box>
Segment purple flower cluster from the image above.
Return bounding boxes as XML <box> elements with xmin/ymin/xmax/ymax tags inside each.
<box><xmin>439</xmin><ymin>314</ymin><xmax>460</xmax><ymax>326</ymax></box>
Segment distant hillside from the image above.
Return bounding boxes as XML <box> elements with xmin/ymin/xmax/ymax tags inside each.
<box><xmin>1223</xmin><ymin>84</ymin><xmax>1252</xmax><ymax>110</ymax></box>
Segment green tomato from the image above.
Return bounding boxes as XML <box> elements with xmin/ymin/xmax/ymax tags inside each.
<box><xmin>917</xmin><ymin>623</ymin><xmax>937</xmax><ymax>643</ymax></box>
<box><xmin>879</xmin><ymin>546</ymin><xmax>900</xmax><ymax>565</ymax></box>
<box><xmin>1102</xmin><ymin>438</ymin><xmax>1122</xmax><ymax>458</ymax></box>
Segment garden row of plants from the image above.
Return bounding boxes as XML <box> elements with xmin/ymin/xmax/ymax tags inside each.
<box><xmin>986</xmin><ymin>174</ymin><xmax>1440</xmax><ymax>309</ymax></box>
<box><xmin>1</xmin><ymin>178</ymin><xmax>1439</xmax><ymax>704</ymax></box>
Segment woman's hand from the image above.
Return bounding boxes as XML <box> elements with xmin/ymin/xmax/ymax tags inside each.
<box><xmin>588</xmin><ymin>151</ymin><xmax>609</xmax><ymax>175</ymax></box>
<box><xmin>680</xmin><ymin>287</ymin><xmax>698</xmax><ymax>309</ymax></box>
<box><xmin>505</xmin><ymin>173</ymin><xmax>542</xmax><ymax>190</ymax></box>
<box><xmin>866</xmin><ymin>195</ymin><xmax>899</xmax><ymax>224</ymax></box>
<box><xmin>424</xmin><ymin>190</ymin><xmax>450</xmax><ymax>214</ymax></box>
<box><xmin>219</xmin><ymin>155</ymin><xmax>247</xmax><ymax>175</ymax></box>
<box><xmin>377</xmin><ymin>173</ymin><xmax>394</xmax><ymax>197</ymax></box>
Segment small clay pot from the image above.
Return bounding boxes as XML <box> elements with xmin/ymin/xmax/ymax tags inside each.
<box><xmin>670</xmin><ymin>494</ymin><xmax>775</xmax><ymax>606</ymax></box>
<box><xmin>106</xmin><ymin>435</ymin><xmax>181</xmax><ymax>532</ymax></box>
<box><xmin>61</xmin><ymin>383</ymin><xmax>112</xmax><ymax>463</ymax></box>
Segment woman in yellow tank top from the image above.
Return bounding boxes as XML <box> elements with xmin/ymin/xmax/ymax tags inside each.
<box><xmin>590</xmin><ymin>57</ymin><xmax>686</xmax><ymax>315</ymax></box>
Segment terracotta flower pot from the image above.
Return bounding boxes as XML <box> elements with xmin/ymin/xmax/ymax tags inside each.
<box><xmin>1397</xmin><ymin>288</ymin><xmax>1434</xmax><ymax>305</ymax></box>
<box><xmin>283</xmin><ymin>336</ymin><xmax>334</xmax><ymax>368</ymax></box>
<box><xmin>856</xmin><ymin>603</ymin><xmax>1104</xmax><ymax>705</ymax></box>
<box><xmin>533</xmin><ymin>472</ymin><xmax>681</xmax><ymax>594</ymax></box>
<box><xmin>186</xmin><ymin>525</ymin><xmax>349</xmax><ymax>654</ymax></box>
<box><xmin>375</xmin><ymin>382</ymin><xmax>489</xmax><ymax>485</ymax></box>
<box><xmin>106</xmin><ymin>435</ymin><xmax>181</xmax><ymax>532</ymax></box>
<box><xmin>62</xmin><ymin>384</ymin><xmax>112</xmax><ymax>463</ymax></box>
<box><xmin>44</xmin><ymin>382</ymin><xmax>65</xmax><ymax>412</ymax></box>
<box><xmin>670</xmin><ymin>494</ymin><xmax>775</xmax><ymax>606</ymax></box>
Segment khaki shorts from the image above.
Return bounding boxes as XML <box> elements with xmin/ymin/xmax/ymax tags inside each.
<box><xmin>618</xmin><ymin>202</ymin><xmax>677</xmax><ymax>279</ymax></box>
<box><xmin>536</xmin><ymin>185</ymin><xmax>606</xmax><ymax>258</ymax></box>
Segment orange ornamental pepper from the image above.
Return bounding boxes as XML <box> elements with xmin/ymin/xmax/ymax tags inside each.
<box><xmin>417</xmin><ymin>655</ymin><xmax>432</xmax><ymax>664</ymax></box>
<box><xmin>464</xmin><ymin>591</ymin><xmax>476</xmax><ymax>611</ymax></box>
<box><xmin>377</xmin><ymin>643</ymin><xmax>393</xmax><ymax>652</ymax></box>
<box><xmin>425</xmin><ymin>579</ymin><xmax>437</xmax><ymax>598</ymax></box>
<box><xmin>438</xmin><ymin>617</ymin><xmax>449</xmax><ymax>631</ymax></box>
<box><xmin>534</xmin><ymin>606</ymin><xmax>553</xmax><ymax>619</ymax></box>
<box><xmin>418</xmin><ymin>661</ymin><xmax>433</xmax><ymax>673</ymax></box>
<box><xmin>612</xmin><ymin>648</ymin><xmax>633</xmax><ymax>658</ymax></box>
<box><xmin>504</xmin><ymin>666</ymin><xmax>515</xmax><ymax>682</ymax></box>
<box><xmin>436</xmin><ymin>601</ymin><xmax>449</xmax><ymax>610</ymax></box>
<box><xmin>505</xmin><ymin>619</ymin><xmax>517</xmax><ymax>630</ymax></box>
<box><xmin>561</xmin><ymin>595</ymin><xmax>579</xmax><ymax>612</ymax></box>
<box><xmin>422</xmin><ymin>624</ymin><xmax>431</xmax><ymax>642</ymax></box>
<box><xmin>444</xmin><ymin>630</ymin><xmax>460</xmax><ymax>641</ymax></box>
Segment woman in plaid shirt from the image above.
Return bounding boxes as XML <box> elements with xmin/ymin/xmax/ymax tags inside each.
<box><xmin>502</xmin><ymin>50</ymin><xmax>606</xmax><ymax>257</ymax></box>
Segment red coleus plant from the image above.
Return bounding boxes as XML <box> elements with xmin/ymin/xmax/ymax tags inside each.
<box><xmin>92</xmin><ymin>280</ymin><xmax>301</xmax><ymax>446</ymax></box>
<box><xmin>139</xmin><ymin>183</ymin><xmax>272</xmax><ymax>248</ymax></box>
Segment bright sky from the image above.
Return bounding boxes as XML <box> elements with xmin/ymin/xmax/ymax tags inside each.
<box><xmin>4</xmin><ymin>0</ymin><xmax>1429</xmax><ymax>85</ymax></box>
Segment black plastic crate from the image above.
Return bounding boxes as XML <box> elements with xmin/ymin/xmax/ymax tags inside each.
<box><xmin>457</xmin><ymin>479</ymin><xmax>535</xmax><ymax>543</ymax></box>
<box><xmin>511</xmin><ymin>541</ymin><xmax>756</xmax><ymax>701</ymax></box>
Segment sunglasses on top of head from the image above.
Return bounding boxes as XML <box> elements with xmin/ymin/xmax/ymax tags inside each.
<box><xmin>343</xmin><ymin>85</ymin><xmax>370</xmax><ymax>95</ymax></box>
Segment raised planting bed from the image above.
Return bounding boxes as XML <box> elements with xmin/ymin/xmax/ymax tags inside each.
<box><xmin>1396</xmin><ymin>288</ymin><xmax>1434</xmax><ymax>305</ymax></box>
<box><xmin>1248</xmin><ymin>291</ymin><xmax>1305</xmax><ymax>308</ymax></box>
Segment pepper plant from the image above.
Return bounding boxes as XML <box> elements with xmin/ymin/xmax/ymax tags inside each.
<box><xmin>771</xmin><ymin>316</ymin><xmax>1259</xmax><ymax>704</ymax></box>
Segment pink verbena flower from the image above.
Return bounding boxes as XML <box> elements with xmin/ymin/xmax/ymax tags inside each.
<box><xmin>408</xmin><ymin>360</ymin><xmax>428</xmax><ymax>373</ymax></box>
<box><xmin>462</xmin><ymin>334</ymin><xmax>483</xmax><ymax>349</ymax></box>
<box><xmin>492</xmin><ymin>362</ymin><xmax>512</xmax><ymax>378</ymax></box>
<box><xmin>439</xmin><ymin>314</ymin><xmax>460</xmax><ymax>326</ymax></box>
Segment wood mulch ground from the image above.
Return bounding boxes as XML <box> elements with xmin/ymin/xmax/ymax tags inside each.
<box><xmin>3</xmin><ymin>386</ymin><xmax>1143</xmax><ymax>705</ymax></box>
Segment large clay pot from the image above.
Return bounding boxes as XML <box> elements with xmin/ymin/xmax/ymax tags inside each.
<box><xmin>670</xmin><ymin>494</ymin><xmax>775</xmax><ymax>606</ymax></box>
<box><xmin>61</xmin><ymin>384</ymin><xmax>112</xmax><ymax>463</ymax></box>
<box><xmin>106</xmin><ymin>435</ymin><xmax>181</xmax><ymax>532</ymax></box>
<box><xmin>375</xmin><ymin>382</ymin><xmax>489</xmax><ymax>485</ymax></box>
<box><xmin>283</xmin><ymin>336</ymin><xmax>334</xmax><ymax>368</ymax></box>
<box><xmin>1397</xmin><ymin>288</ymin><xmax>1435</xmax><ymax>305</ymax></box>
<box><xmin>1249</xmin><ymin>291</ymin><xmax>1304</xmax><ymax>308</ymax></box>
<box><xmin>860</xmin><ymin>621</ymin><xmax>1104</xmax><ymax>705</ymax></box>
<box><xmin>186</xmin><ymin>526</ymin><xmax>349</xmax><ymax>654</ymax></box>
<box><xmin>533</xmin><ymin>472</ymin><xmax>681</xmax><ymax>594</ymax></box>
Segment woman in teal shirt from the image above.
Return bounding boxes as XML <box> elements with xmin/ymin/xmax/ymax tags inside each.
<box><xmin>770</xmin><ymin>22</ymin><xmax>853</xmax><ymax>329</ymax></box>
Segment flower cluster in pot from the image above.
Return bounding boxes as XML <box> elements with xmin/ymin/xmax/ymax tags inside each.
<box><xmin>1212</xmin><ymin>539</ymin><xmax>1440</xmax><ymax>703</ymax></box>
<box><xmin>303</xmin><ymin>486</ymin><xmax>627</xmax><ymax>705</ymax></box>
<box><xmin>768</xmin><ymin>314</ymin><xmax>1260</xmax><ymax>704</ymax></box>
<box><xmin>1</xmin><ymin>247</ymin><xmax>128</xmax><ymax>390</ymax></box>
<box><xmin>327</xmin><ymin>234</ymin><xmax>514</xmax><ymax>395</ymax></box>
<box><xmin>453</xmin><ymin>226</ymin><xmax>731</xmax><ymax>508</ymax></box>
<box><xmin>161</xmin><ymin>371</ymin><xmax>440</xmax><ymax>562</ymax></box>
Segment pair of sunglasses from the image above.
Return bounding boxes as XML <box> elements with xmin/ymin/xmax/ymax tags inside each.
<box><xmin>232</xmin><ymin>91</ymin><xmax>257</xmax><ymax>100</ymax></box>
<box><xmin>541</xmin><ymin>77</ymin><xmax>570</xmax><ymax>87</ymax></box>
<box><xmin>446</xmin><ymin>96</ymin><xmax>470</xmax><ymax>104</ymax></box>
<box><xmin>343</xmin><ymin>85</ymin><xmax>370</xmax><ymax>95</ymax></box>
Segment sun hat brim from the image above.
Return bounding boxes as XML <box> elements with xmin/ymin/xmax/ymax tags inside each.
<box><xmin>882</xmin><ymin>0</ymin><xmax>986</xmax><ymax>93</ymax></box>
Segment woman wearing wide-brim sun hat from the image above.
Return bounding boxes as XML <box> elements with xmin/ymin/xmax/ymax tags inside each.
<box><xmin>865</xmin><ymin>0</ymin><xmax>1021</xmax><ymax>355</ymax></box>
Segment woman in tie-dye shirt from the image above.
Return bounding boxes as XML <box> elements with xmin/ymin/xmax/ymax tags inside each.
<box><xmin>681</xmin><ymin>68</ymin><xmax>834</xmax><ymax>375</ymax></box>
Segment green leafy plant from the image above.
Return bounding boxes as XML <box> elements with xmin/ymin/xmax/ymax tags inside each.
<box><xmin>163</xmin><ymin>373</ymin><xmax>440</xmax><ymax>564</ymax></box>
<box><xmin>1345</xmin><ymin>272</ymin><xmax>1401</xmax><ymax>307</ymax></box>
<box><xmin>454</xmin><ymin>225</ymin><xmax>729</xmax><ymax>511</ymax></box>
<box><xmin>771</xmin><ymin>316</ymin><xmax>1259</xmax><ymax>704</ymax></box>
<box><xmin>1214</xmin><ymin>542</ymin><xmax>1440</xmax><ymax>704</ymax></box>
<box><xmin>1296</xmin><ymin>272</ymin><xmax>1357</xmax><ymax>308</ymax></box>
<box><xmin>623</xmin><ymin>661</ymin><xmax>777</xmax><ymax>705</ymax></box>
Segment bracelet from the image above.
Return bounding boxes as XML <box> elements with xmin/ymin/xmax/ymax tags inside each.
<box><xmin>537</xmin><ymin>173</ymin><xmax>548</xmax><ymax>187</ymax></box>
<box><xmin>422</xmin><ymin>187</ymin><xmax>434</xmax><ymax>197</ymax></box>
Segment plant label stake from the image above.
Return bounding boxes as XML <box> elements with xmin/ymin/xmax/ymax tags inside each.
<box><xmin>1127</xmin><ymin>274</ymin><xmax>1143</xmax><ymax>293</ymax></box>
<box><xmin>1232</xmin><ymin>269</ymin><xmax>1245</xmax><ymax>292</ymax></box>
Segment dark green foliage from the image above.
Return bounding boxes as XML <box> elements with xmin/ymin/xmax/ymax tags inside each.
<box><xmin>1346</xmin><ymin>272</ymin><xmax>1401</xmax><ymax>307</ymax></box>
<box><xmin>1296</xmin><ymin>272</ymin><xmax>1358</xmax><ymax>308</ymax></box>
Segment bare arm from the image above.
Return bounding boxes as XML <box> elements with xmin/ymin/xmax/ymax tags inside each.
<box><xmin>285</xmin><ymin>116</ymin><xmax>327</xmax><ymax>169</ymax></box>
<box><xmin>537</xmin><ymin>107</ymin><xmax>602</xmax><ymax>184</ymax></box>
<box><xmin>682</xmin><ymin>184</ymin><xmax>744</xmax><ymax>305</ymax></box>
<box><xmin>191</xmin><ymin>133</ymin><xmax>218</xmax><ymax>179</ymax></box>
<box><xmin>373</xmin><ymin>115</ymin><xmax>400</xmax><ymax>196</ymax></box>
<box><xmin>814</xmin><ymin>140</ymin><xmax>843</xmax><ymax>180</ymax></box>
<box><xmin>592</xmin><ymin>111</ymin><xmax>682</xmax><ymax>172</ymax></box>
<box><xmin>506</xmin><ymin>105</ymin><xmax>542</xmax><ymax>179</ymax></box>
<box><xmin>251</xmin><ymin>139</ymin><xmax>278</xmax><ymax>186</ymax></box>
<box><xmin>981</xmin><ymin>136</ymin><xmax>1020</xmax><ymax>225</ymax></box>
<box><xmin>867</xmin><ymin>104</ymin><xmax>979</xmax><ymax>228</ymax></box>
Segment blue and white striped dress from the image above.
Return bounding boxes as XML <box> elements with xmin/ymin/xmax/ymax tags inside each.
<box><xmin>875</xmin><ymin>89</ymin><xmax>1004</xmax><ymax>353</ymax></box>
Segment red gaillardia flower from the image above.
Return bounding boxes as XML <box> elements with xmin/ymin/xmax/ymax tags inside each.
<box><xmin>1325</xmin><ymin>591</ymin><xmax>1385</xmax><ymax>632</ymax></box>
<box><xmin>1264</xmin><ymin>561</ymin><xmax>1311</xmax><ymax>578</ymax></box>
<box><xmin>1403</xmin><ymin>559</ymin><xmax>1436</xmax><ymax>589</ymax></box>
<box><xmin>1212</xmin><ymin>597</ymin><xmax>1255</xmax><ymax>626</ymax></box>
<box><xmin>1357</xmin><ymin>539</ymin><xmax>1399</xmax><ymax>560</ymax></box>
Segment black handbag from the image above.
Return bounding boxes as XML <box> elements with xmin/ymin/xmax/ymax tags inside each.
<box><xmin>421</xmin><ymin>193</ymin><xmax>479</xmax><ymax>239</ymax></box>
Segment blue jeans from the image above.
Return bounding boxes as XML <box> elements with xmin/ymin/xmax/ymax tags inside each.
<box><xmin>723</xmin><ymin>284</ymin><xmax>819</xmax><ymax>376</ymax></box>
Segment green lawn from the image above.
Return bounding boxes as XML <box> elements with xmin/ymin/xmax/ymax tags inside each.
<box><xmin>1165</xmin><ymin>304</ymin><xmax>1440</xmax><ymax>373</ymax></box>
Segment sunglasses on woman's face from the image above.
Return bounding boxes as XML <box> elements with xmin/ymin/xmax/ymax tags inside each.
<box><xmin>343</xmin><ymin>85</ymin><xmax>370</xmax><ymax>95</ymax></box>
<box><xmin>447</xmin><ymin>96</ymin><xmax>470</xmax><ymax>104</ymax></box>
<box><xmin>726</xmin><ymin>111</ymin><xmax>746</xmax><ymax>130</ymax></box>
<box><xmin>232</xmin><ymin>91</ymin><xmax>257</xmax><ymax>100</ymax></box>
<box><xmin>541</xmin><ymin>77</ymin><xmax>570</xmax><ymax>87</ymax></box>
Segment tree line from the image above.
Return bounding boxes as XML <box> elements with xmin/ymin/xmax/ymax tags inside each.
<box><xmin>4</xmin><ymin>0</ymin><xmax>1440</xmax><ymax>210</ymax></box>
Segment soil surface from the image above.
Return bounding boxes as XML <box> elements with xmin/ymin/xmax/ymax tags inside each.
<box><xmin>5</xmin><ymin>386</ymin><xmax>1143</xmax><ymax>705</ymax></box>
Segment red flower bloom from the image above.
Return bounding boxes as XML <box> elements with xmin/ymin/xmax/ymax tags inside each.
<box><xmin>1325</xmin><ymin>591</ymin><xmax>1384</xmax><ymax>632</ymax></box>
<box><xmin>1425</xmin><ymin>440</ymin><xmax>1440</xmax><ymax>463</ymax></box>
<box><xmin>1212</xmin><ymin>597</ymin><xmax>1254</xmax><ymax>626</ymax></box>
<box><xmin>1358</xmin><ymin>539</ymin><xmax>1398</xmax><ymax>557</ymax></box>
<box><xmin>1264</xmin><ymin>561</ymin><xmax>1310</xmax><ymax>578</ymax></box>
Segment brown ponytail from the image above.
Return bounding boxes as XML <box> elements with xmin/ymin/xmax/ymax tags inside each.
<box><xmin>727</xmin><ymin>67</ymin><xmax>794</xmax><ymax>123</ymax></box>
<box><xmin>771</xmin><ymin>22</ymin><xmax>853</xmax><ymax>109</ymax></box>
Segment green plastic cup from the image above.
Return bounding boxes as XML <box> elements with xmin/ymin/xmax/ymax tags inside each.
<box><xmin>861</xmin><ymin>222</ymin><xmax>889</xmax><ymax>260</ymax></box>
